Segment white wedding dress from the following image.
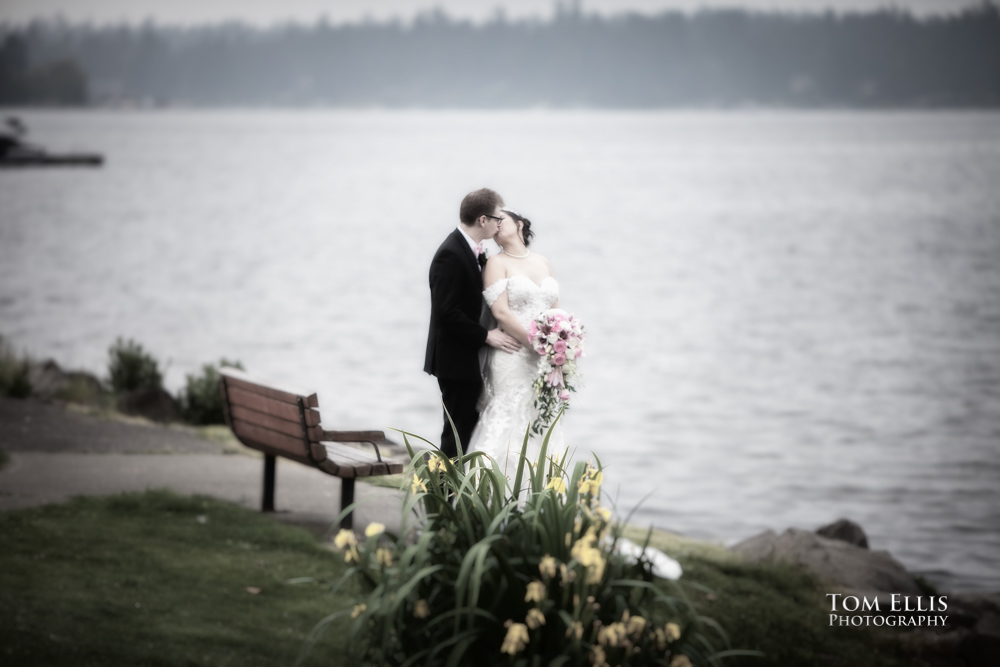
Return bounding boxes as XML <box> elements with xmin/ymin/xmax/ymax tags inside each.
<box><xmin>469</xmin><ymin>274</ymin><xmax>563</xmax><ymax>478</ymax></box>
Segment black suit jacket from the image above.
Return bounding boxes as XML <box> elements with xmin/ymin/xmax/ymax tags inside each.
<box><xmin>424</xmin><ymin>228</ymin><xmax>489</xmax><ymax>381</ymax></box>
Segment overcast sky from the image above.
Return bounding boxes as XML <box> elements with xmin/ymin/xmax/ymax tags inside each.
<box><xmin>0</xmin><ymin>0</ymin><xmax>983</xmax><ymax>26</ymax></box>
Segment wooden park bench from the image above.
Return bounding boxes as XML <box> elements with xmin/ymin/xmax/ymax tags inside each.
<box><xmin>218</xmin><ymin>368</ymin><xmax>404</xmax><ymax>530</ymax></box>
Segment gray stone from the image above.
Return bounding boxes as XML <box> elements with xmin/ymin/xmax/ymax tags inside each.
<box><xmin>950</xmin><ymin>592</ymin><xmax>1000</xmax><ymax>639</ymax></box>
<box><xmin>816</xmin><ymin>518</ymin><xmax>869</xmax><ymax>549</ymax></box>
<box><xmin>28</xmin><ymin>359</ymin><xmax>72</xmax><ymax>399</ymax></box>
<box><xmin>28</xmin><ymin>359</ymin><xmax>104</xmax><ymax>401</ymax></box>
<box><xmin>117</xmin><ymin>386</ymin><xmax>181</xmax><ymax>423</ymax></box>
<box><xmin>731</xmin><ymin>528</ymin><xmax>922</xmax><ymax>594</ymax></box>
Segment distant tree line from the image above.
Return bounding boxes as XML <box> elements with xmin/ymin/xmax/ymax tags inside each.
<box><xmin>0</xmin><ymin>34</ymin><xmax>87</xmax><ymax>105</ymax></box>
<box><xmin>1</xmin><ymin>3</ymin><xmax>998</xmax><ymax>108</ymax></box>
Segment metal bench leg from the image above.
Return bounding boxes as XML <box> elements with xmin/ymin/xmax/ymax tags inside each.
<box><xmin>340</xmin><ymin>477</ymin><xmax>355</xmax><ymax>531</ymax></box>
<box><xmin>262</xmin><ymin>454</ymin><xmax>276</xmax><ymax>512</ymax></box>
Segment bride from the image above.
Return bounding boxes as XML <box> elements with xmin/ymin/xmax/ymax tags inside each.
<box><xmin>468</xmin><ymin>209</ymin><xmax>562</xmax><ymax>475</ymax></box>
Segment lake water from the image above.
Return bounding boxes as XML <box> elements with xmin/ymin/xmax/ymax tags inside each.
<box><xmin>1</xmin><ymin>109</ymin><xmax>998</xmax><ymax>592</ymax></box>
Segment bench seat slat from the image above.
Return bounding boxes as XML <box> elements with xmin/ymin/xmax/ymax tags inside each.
<box><xmin>321</xmin><ymin>442</ymin><xmax>404</xmax><ymax>475</ymax></box>
<box><xmin>316</xmin><ymin>460</ymin><xmax>402</xmax><ymax>478</ymax></box>
<box><xmin>220</xmin><ymin>368</ymin><xmax>318</xmax><ymax>408</ymax></box>
<box><xmin>321</xmin><ymin>444</ymin><xmax>379</xmax><ymax>476</ymax></box>
<box><xmin>321</xmin><ymin>430</ymin><xmax>386</xmax><ymax>443</ymax></box>
<box><xmin>230</xmin><ymin>405</ymin><xmax>323</xmax><ymax>441</ymax></box>
<box><xmin>316</xmin><ymin>459</ymin><xmax>343</xmax><ymax>476</ymax></box>
<box><xmin>317</xmin><ymin>459</ymin><xmax>358</xmax><ymax>477</ymax></box>
<box><xmin>321</xmin><ymin>457</ymin><xmax>372</xmax><ymax>477</ymax></box>
<box><xmin>322</xmin><ymin>442</ymin><xmax>383</xmax><ymax>464</ymax></box>
<box><xmin>227</xmin><ymin>386</ymin><xmax>321</xmax><ymax>426</ymax></box>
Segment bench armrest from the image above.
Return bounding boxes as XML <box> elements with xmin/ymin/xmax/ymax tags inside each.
<box><xmin>322</xmin><ymin>430</ymin><xmax>386</xmax><ymax>462</ymax></box>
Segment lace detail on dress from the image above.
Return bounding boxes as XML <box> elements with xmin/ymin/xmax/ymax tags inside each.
<box><xmin>483</xmin><ymin>279</ymin><xmax>508</xmax><ymax>307</ymax></box>
<box><xmin>470</xmin><ymin>274</ymin><xmax>562</xmax><ymax>479</ymax></box>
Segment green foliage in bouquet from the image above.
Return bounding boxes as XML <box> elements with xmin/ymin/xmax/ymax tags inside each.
<box><xmin>106</xmin><ymin>337</ymin><xmax>163</xmax><ymax>393</ymax></box>
<box><xmin>302</xmin><ymin>418</ymin><xmax>750</xmax><ymax>667</ymax></box>
<box><xmin>178</xmin><ymin>358</ymin><xmax>244</xmax><ymax>425</ymax></box>
<box><xmin>530</xmin><ymin>372</ymin><xmax>577</xmax><ymax>436</ymax></box>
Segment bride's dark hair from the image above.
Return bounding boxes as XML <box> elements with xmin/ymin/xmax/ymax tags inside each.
<box><xmin>502</xmin><ymin>209</ymin><xmax>534</xmax><ymax>247</ymax></box>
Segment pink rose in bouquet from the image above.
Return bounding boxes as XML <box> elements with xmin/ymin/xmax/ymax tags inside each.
<box><xmin>528</xmin><ymin>309</ymin><xmax>586</xmax><ymax>435</ymax></box>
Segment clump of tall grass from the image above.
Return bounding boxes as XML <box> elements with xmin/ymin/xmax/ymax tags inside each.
<box><xmin>53</xmin><ymin>372</ymin><xmax>112</xmax><ymax>407</ymax></box>
<box><xmin>0</xmin><ymin>335</ymin><xmax>32</xmax><ymax>398</ymax></box>
<box><xmin>106</xmin><ymin>337</ymin><xmax>163</xmax><ymax>393</ymax></box>
<box><xmin>305</xmin><ymin>419</ymin><xmax>751</xmax><ymax>667</ymax></box>
<box><xmin>178</xmin><ymin>359</ymin><xmax>244</xmax><ymax>425</ymax></box>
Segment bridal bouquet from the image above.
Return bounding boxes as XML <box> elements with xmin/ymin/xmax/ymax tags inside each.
<box><xmin>528</xmin><ymin>308</ymin><xmax>585</xmax><ymax>435</ymax></box>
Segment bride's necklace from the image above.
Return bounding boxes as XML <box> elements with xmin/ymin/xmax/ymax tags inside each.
<box><xmin>503</xmin><ymin>248</ymin><xmax>530</xmax><ymax>259</ymax></box>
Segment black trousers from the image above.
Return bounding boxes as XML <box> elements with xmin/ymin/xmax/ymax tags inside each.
<box><xmin>437</xmin><ymin>377</ymin><xmax>482</xmax><ymax>458</ymax></box>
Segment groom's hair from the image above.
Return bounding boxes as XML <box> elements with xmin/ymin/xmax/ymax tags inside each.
<box><xmin>459</xmin><ymin>188</ymin><xmax>504</xmax><ymax>225</ymax></box>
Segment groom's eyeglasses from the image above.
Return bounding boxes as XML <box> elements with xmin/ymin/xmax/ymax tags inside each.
<box><xmin>485</xmin><ymin>215</ymin><xmax>503</xmax><ymax>223</ymax></box>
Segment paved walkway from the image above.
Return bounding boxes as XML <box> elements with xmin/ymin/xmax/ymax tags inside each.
<box><xmin>0</xmin><ymin>397</ymin><xmax>409</xmax><ymax>536</ymax></box>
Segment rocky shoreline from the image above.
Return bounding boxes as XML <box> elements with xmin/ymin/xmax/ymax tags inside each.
<box><xmin>27</xmin><ymin>358</ymin><xmax>184</xmax><ymax>422</ymax></box>
<box><xmin>731</xmin><ymin>519</ymin><xmax>1000</xmax><ymax>667</ymax></box>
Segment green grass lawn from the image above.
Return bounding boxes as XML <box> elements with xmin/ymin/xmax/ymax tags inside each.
<box><xmin>1</xmin><ymin>491</ymin><xmax>912</xmax><ymax>666</ymax></box>
<box><xmin>0</xmin><ymin>491</ymin><xmax>350</xmax><ymax>666</ymax></box>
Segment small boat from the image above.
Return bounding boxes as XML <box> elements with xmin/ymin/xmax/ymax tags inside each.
<box><xmin>0</xmin><ymin>116</ymin><xmax>104</xmax><ymax>168</ymax></box>
<box><xmin>0</xmin><ymin>151</ymin><xmax>104</xmax><ymax>167</ymax></box>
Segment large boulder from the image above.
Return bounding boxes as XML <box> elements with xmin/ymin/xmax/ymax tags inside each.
<box><xmin>816</xmin><ymin>518</ymin><xmax>869</xmax><ymax>549</ymax></box>
<box><xmin>28</xmin><ymin>359</ymin><xmax>104</xmax><ymax>402</ymax></box>
<box><xmin>116</xmin><ymin>386</ymin><xmax>181</xmax><ymax>423</ymax></box>
<box><xmin>27</xmin><ymin>359</ymin><xmax>71</xmax><ymax>399</ymax></box>
<box><xmin>731</xmin><ymin>528</ymin><xmax>921</xmax><ymax>594</ymax></box>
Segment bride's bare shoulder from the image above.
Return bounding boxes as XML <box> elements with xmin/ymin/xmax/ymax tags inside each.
<box><xmin>532</xmin><ymin>253</ymin><xmax>553</xmax><ymax>271</ymax></box>
<box><xmin>484</xmin><ymin>253</ymin><xmax>510</xmax><ymax>270</ymax></box>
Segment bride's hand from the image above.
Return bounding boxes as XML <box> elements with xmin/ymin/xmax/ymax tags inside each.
<box><xmin>486</xmin><ymin>328</ymin><xmax>521</xmax><ymax>354</ymax></box>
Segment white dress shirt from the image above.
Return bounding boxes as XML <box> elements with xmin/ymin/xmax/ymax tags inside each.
<box><xmin>457</xmin><ymin>225</ymin><xmax>482</xmax><ymax>271</ymax></box>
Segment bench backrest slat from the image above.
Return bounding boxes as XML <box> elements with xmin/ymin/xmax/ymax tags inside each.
<box><xmin>221</xmin><ymin>367</ymin><xmax>318</xmax><ymax>408</ymax></box>
<box><xmin>229</xmin><ymin>405</ymin><xmax>324</xmax><ymax>442</ymax></box>
<box><xmin>226</xmin><ymin>385</ymin><xmax>321</xmax><ymax>426</ymax></box>
<box><xmin>231</xmin><ymin>418</ymin><xmax>311</xmax><ymax>465</ymax></box>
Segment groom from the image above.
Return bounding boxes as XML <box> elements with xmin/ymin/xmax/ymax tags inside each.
<box><xmin>424</xmin><ymin>187</ymin><xmax>521</xmax><ymax>457</ymax></box>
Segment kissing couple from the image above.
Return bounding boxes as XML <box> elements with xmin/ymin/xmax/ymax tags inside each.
<box><xmin>424</xmin><ymin>188</ymin><xmax>563</xmax><ymax>472</ymax></box>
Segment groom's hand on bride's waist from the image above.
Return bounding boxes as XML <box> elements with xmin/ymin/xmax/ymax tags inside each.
<box><xmin>486</xmin><ymin>329</ymin><xmax>521</xmax><ymax>354</ymax></box>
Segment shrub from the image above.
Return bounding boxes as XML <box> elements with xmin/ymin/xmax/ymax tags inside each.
<box><xmin>0</xmin><ymin>335</ymin><xmax>32</xmax><ymax>398</ymax></box>
<box><xmin>107</xmin><ymin>337</ymin><xmax>163</xmax><ymax>393</ymax></box>
<box><xmin>306</xmin><ymin>424</ymin><xmax>752</xmax><ymax>667</ymax></box>
<box><xmin>53</xmin><ymin>372</ymin><xmax>112</xmax><ymax>407</ymax></box>
<box><xmin>178</xmin><ymin>359</ymin><xmax>244</xmax><ymax>425</ymax></box>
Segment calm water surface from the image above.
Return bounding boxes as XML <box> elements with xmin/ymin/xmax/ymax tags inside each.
<box><xmin>1</xmin><ymin>109</ymin><xmax>998</xmax><ymax>591</ymax></box>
